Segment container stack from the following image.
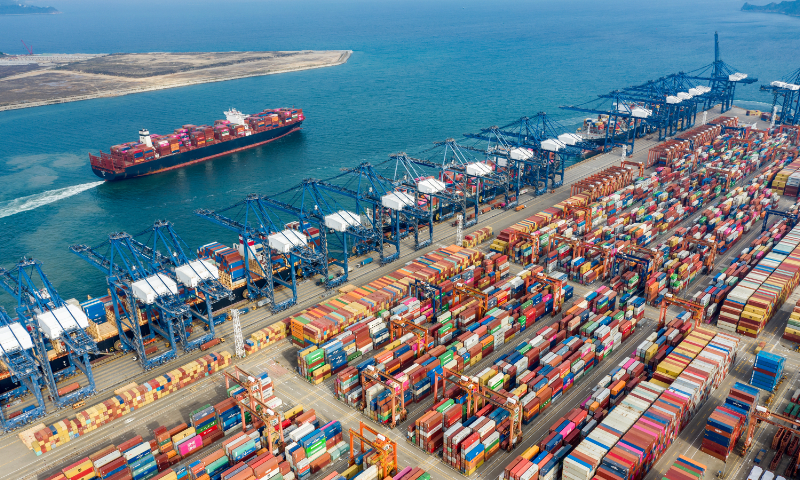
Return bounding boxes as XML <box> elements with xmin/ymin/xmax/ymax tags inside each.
<box><xmin>750</xmin><ymin>351</ymin><xmax>785</xmax><ymax>392</ymax></box>
<box><xmin>19</xmin><ymin>351</ymin><xmax>231</xmax><ymax>456</ymax></box>
<box><xmin>662</xmin><ymin>457</ymin><xmax>708</xmax><ymax>480</ymax></box>
<box><xmin>387</xmin><ymin>467</ymin><xmax>432</xmax><ymax>480</ymax></box>
<box><xmin>298</xmin><ymin>346</ymin><xmax>329</xmax><ymax>385</ymax></box>
<box><xmin>463</xmin><ymin>226</ymin><xmax>493</xmax><ymax>249</ymax></box>
<box><xmin>45</xmin><ymin>403</ymin><xmax>331</xmax><ymax>480</ymax></box>
<box><xmin>721</xmin><ymin>222</ymin><xmax>800</xmax><ymax>337</ymax></box>
<box><xmin>560</xmin><ymin>330</ymin><xmax>738</xmax><ymax>480</ymax></box>
<box><xmin>702</xmin><ymin>404</ymin><xmax>745</xmax><ymax>461</ymax></box>
<box><xmin>413</xmin><ymin>409</ymin><xmax>445</xmax><ymax>454</ymax></box>
<box><xmin>188</xmin><ymin>404</ymin><xmax>219</xmax><ymax>448</ymax></box>
<box><xmin>562</xmin><ymin>382</ymin><xmax>664</xmax><ymax>480</ymax></box>
<box><xmin>650</xmin><ymin>329</ymin><xmax>716</xmax><ymax>388</ymax></box>
<box><xmin>334</xmin><ymin>366</ymin><xmax>362</xmax><ymax>406</ymax></box>
<box><xmin>245</xmin><ymin>320</ymin><xmax>289</xmax><ymax>354</ymax></box>
<box><xmin>784</xmin><ymin>297</ymin><xmax>800</xmax><ymax>342</ymax></box>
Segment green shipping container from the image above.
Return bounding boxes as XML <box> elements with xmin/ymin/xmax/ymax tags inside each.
<box><xmin>304</xmin><ymin>348</ymin><xmax>325</xmax><ymax>364</ymax></box>
<box><xmin>196</xmin><ymin>421</ymin><xmax>217</xmax><ymax>435</ymax></box>
<box><xmin>436</xmin><ymin>399</ymin><xmax>455</xmax><ymax>413</ymax></box>
<box><xmin>439</xmin><ymin>350</ymin><xmax>454</xmax><ymax>365</ymax></box>
<box><xmin>191</xmin><ymin>404</ymin><xmax>212</xmax><ymax>417</ymax></box>
<box><xmin>206</xmin><ymin>457</ymin><xmax>229</xmax><ymax>470</ymax></box>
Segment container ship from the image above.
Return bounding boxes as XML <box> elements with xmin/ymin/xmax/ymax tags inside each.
<box><xmin>89</xmin><ymin>107</ymin><xmax>304</xmax><ymax>181</ymax></box>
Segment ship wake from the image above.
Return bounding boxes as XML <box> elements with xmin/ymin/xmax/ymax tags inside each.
<box><xmin>0</xmin><ymin>181</ymin><xmax>104</xmax><ymax>219</ymax></box>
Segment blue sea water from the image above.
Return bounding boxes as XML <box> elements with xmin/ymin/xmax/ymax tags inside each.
<box><xmin>0</xmin><ymin>0</ymin><xmax>799</xmax><ymax>302</ymax></box>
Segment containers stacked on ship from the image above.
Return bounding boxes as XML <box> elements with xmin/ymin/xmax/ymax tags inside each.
<box><xmin>90</xmin><ymin>108</ymin><xmax>304</xmax><ymax>181</ymax></box>
<box><xmin>750</xmin><ymin>351</ymin><xmax>785</xmax><ymax>392</ymax></box>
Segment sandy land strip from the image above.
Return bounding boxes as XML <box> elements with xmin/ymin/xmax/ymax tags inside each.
<box><xmin>0</xmin><ymin>50</ymin><xmax>351</xmax><ymax>111</ymax></box>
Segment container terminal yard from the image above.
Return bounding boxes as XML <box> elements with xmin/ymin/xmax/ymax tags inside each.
<box><xmin>4</xmin><ymin>42</ymin><xmax>800</xmax><ymax>480</ymax></box>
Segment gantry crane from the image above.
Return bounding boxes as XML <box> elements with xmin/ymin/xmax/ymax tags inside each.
<box><xmin>621</xmin><ymin>160</ymin><xmax>644</xmax><ymax>177</ymax></box>
<box><xmin>766</xmin><ymin>144</ymin><xmax>799</xmax><ymax>164</ymax></box>
<box><xmin>707</xmin><ymin>167</ymin><xmax>734</xmax><ymax>192</ymax></box>
<box><xmin>289</xmin><ymin>179</ymin><xmax>392</xmax><ymax>277</ymax></box>
<box><xmin>562</xmin><ymin>33</ymin><xmax>753</xmax><ymax>150</ymax></box>
<box><xmin>467</xmin><ymin>113</ymin><xmax>595</xmax><ymax>193</ymax></box>
<box><xmin>387</xmin><ymin>152</ymin><xmax>472</xmax><ymax>227</ymax></box>
<box><xmin>763</xmin><ymin>209</ymin><xmax>799</xmax><ymax>233</ymax></box>
<box><xmin>452</xmin><ymin>283</ymin><xmax>488</xmax><ymax>319</ymax></box>
<box><xmin>432</xmin><ymin>367</ymin><xmax>523</xmax><ymax>450</ymax></box>
<box><xmin>412</xmin><ymin>280</ymin><xmax>444</xmax><ymax>317</ymax></box>
<box><xmin>342</xmin><ymin>162</ymin><xmax>435</xmax><ymax>250</ymax></box>
<box><xmin>349</xmin><ymin>422</ymin><xmax>399</xmax><ymax>479</ymax></box>
<box><xmin>388</xmin><ymin>316</ymin><xmax>432</xmax><ymax>355</ymax></box>
<box><xmin>140</xmin><ymin>220</ymin><xmax>232</xmax><ymax>337</ymax></box>
<box><xmin>224</xmin><ymin>366</ymin><xmax>285</xmax><ymax>454</ymax></box>
<box><xmin>658</xmin><ymin>293</ymin><xmax>704</xmax><ymax>329</ymax></box>
<box><xmin>547</xmin><ymin>233</ymin><xmax>614</xmax><ymax>283</ymax></box>
<box><xmin>682</xmin><ymin>235</ymin><xmax>717</xmax><ymax>273</ymax></box>
<box><xmin>462</xmin><ymin>127</ymin><xmax>535</xmax><ymax>202</ymax></box>
<box><xmin>684</xmin><ymin>32</ymin><xmax>757</xmax><ymax>113</ymax></box>
<box><xmin>526</xmin><ymin>271</ymin><xmax>566</xmax><ymax>315</ymax></box>
<box><xmin>0</xmin><ymin>258</ymin><xmax>98</xmax><ymax>408</ymax></box>
<box><xmin>741</xmin><ymin>406</ymin><xmax>800</xmax><ymax>458</ymax></box>
<box><xmin>0</xmin><ymin>307</ymin><xmax>46</xmax><ymax>431</ymax></box>
<box><xmin>560</xmin><ymin>92</ymin><xmax>654</xmax><ymax>153</ymax></box>
<box><xmin>360</xmin><ymin>365</ymin><xmax>407</xmax><ymax>428</ymax></box>
<box><xmin>506</xmin><ymin>231</ymin><xmax>541</xmax><ymax>265</ymax></box>
<box><xmin>123</xmin><ymin>220</ymin><xmax>232</xmax><ymax>350</ymax></box>
<box><xmin>760</xmin><ymin>67</ymin><xmax>800</xmax><ymax>127</ymax></box>
<box><xmin>612</xmin><ymin>244</ymin><xmax>662</xmax><ymax>294</ymax></box>
<box><xmin>71</xmin><ymin>231</ymin><xmax>186</xmax><ymax>369</ymax></box>
<box><xmin>197</xmin><ymin>193</ymin><xmax>332</xmax><ymax>305</ymax></box>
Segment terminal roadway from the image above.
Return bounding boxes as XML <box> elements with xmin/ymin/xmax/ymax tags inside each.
<box><xmin>1</xmin><ymin>105</ymin><xmax>769</xmax><ymax>479</ymax></box>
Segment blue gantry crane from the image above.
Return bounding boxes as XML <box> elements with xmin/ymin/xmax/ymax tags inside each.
<box><xmin>684</xmin><ymin>32</ymin><xmax>757</xmax><ymax>114</ymax></box>
<box><xmin>0</xmin><ymin>306</ymin><xmax>46</xmax><ymax>431</ymax></box>
<box><xmin>432</xmin><ymin>138</ymin><xmax>513</xmax><ymax>212</ymax></box>
<box><xmin>562</xmin><ymin>33</ymin><xmax>754</xmax><ymax>152</ymax></box>
<box><xmin>197</xmin><ymin>193</ymin><xmax>333</xmax><ymax>308</ymax></box>
<box><xmin>561</xmin><ymin>92</ymin><xmax>659</xmax><ymax>153</ymax></box>
<box><xmin>614</xmin><ymin>73</ymin><xmax>709</xmax><ymax>139</ymax></box>
<box><xmin>761</xmin><ymin>68</ymin><xmax>800</xmax><ymax>127</ymax></box>
<box><xmin>70</xmin><ymin>230</ymin><xmax>188</xmax><ymax>370</ymax></box>
<box><xmin>463</xmin><ymin>125</ymin><xmax>542</xmax><ymax>201</ymax></box>
<box><xmin>301</xmin><ymin>177</ymin><xmax>398</xmax><ymax>265</ymax></box>
<box><xmin>274</xmin><ymin>178</ymin><xmax>391</xmax><ymax>284</ymax></box>
<box><xmin>340</xmin><ymin>162</ymin><xmax>435</xmax><ymax>250</ymax></box>
<box><xmin>130</xmin><ymin>220</ymin><xmax>233</xmax><ymax>349</ymax></box>
<box><xmin>466</xmin><ymin>113</ymin><xmax>595</xmax><ymax>193</ymax></box>
<box><xmin>763</xmin><ymin>209</ymin><xmax>799</xmax><ymax>233</ymax></box>
<box><xmin>0</xmin><ymin>258</ymin><xmax>98</xmax><ymax>408</ymax></box>
<box><xmin>386</xmin><ymin>151</ymin><xmax>470</xmax><ymax>226</ymax></box>
<box><xmin>383</xmin><ymin>139</ymin><xmax>510</xmax><ymax>228</ymax></box>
